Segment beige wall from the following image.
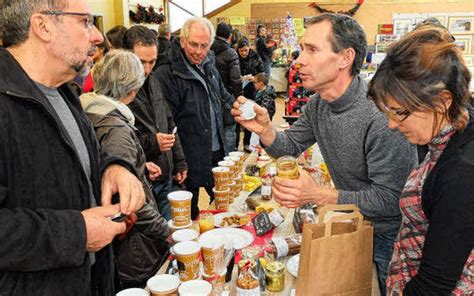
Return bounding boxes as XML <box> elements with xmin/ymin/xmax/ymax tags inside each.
<box><xmin>89</xmin><ymin>0</ymin><xmax>118</xmax><ymax>32</ymax></box>
<box><xmin>211</xmin><ymin>0</ymin><xmax>474</xmax><ymax>44</ymax></box>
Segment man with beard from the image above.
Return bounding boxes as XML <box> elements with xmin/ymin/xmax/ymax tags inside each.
<box><xmin>0</xmin><ymin>0</ymin><xmax>146</xmax><ymax>295</ymax></box>
<box><xmin>124</xmin><ymin>25</ymin><xmax>188</xmax><ymax>221</ymax></box>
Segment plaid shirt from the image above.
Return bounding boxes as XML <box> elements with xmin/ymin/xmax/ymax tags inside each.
<box><xmin>387</xmin><ymin>125</ymin><xmax>474</xmax><ymax>295</ymax></box>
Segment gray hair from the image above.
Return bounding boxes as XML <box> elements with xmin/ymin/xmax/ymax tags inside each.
<box><xmin>92</xmin><ymin>49</ymin><xmax>145</xmax><ymax>101</ymax></box>
<box><xmin>306</xmin><ymin>13</ymin><xmax>367</xmax><ymax>76</ymax></box>
<box><xmin>180</xmin><ymin>17</ymin><xmax>215</xmax><ymax>43</ymax></box>
<box><xmin>0</xmin><ymin>0</ymin><xmax>67</xmax><ymax>47</ymax></box>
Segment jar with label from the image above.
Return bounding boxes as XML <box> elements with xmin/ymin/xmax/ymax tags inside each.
<box><xmin>267</xmin><ymin>234</ymin><xmax>302</xmax><ymax>258</ymax></box>
<box><xmin>265</xmin><ymin>261</ymin><xmax>285</xmax><ymax>292</ymax></box>
<box><xmin>276</xmin><ymin>156</ymin><xmax>299</xmax><ymax>179</ymax></box>
<box><xmin>260</xmin><ymin>165</ymin><xmax>276</xmax><ymax>200</ymax></box>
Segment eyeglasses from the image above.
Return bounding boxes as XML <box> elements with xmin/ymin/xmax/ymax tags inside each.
<box><xmin>40</xmin><ymin>11</ymin><xmax>95</xmax><ymax>32</ymax></box>
<box><xmin>381</xmin><ymin>103</ymin><xmax>411</xmax><ymax>122</ymax></box>
<box><xmin>187</xmin><ymin>40</ymin><xmax>210</xmax><ymax>51</ymax></box>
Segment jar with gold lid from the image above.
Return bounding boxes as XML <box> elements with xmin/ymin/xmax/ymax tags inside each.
<box><xmin>265</xmin><ymin>261</ymin><xmax>285</xmax><ymax>292</ymax></box>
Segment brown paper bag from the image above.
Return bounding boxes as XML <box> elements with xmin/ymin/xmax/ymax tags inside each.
<box><xmin>295</xmin><ymin>205</ymin><xmax>373</xmax><ymax>296</ymax></box>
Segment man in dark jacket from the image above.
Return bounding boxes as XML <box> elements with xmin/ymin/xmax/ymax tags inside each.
<box><xmin>256</xmin><ymin>25</ymin><xmax>277</xmax><ymax>76</ymax></box>
<box><xmin>211</xmin><ymin>22</ymin><xmax>242</xmax><ymax>152</ymax></box>
<box><xmin>155</xmin><ymin>17</ymin><xmax>237</xmax><ymax>219</ymax></box>
<box><xmin>124</xmin><ymin>25</ymin><xmax>188</xmax><ymax>221</ymax></box>
<box><xmin>0</xmin><ymin>0</ymin><xmax>146</xmax><ymax>295</ymax></box>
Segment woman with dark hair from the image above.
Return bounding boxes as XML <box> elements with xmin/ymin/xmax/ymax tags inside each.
<box><xmin>368</xmin><ymin>27</ymin><xmax>474</xmax><ymax>295</ymax></box>
<box><xmin>237</xmin><ymin>37</ymin><xmax>265</xmax><ymax>150</ymax></box>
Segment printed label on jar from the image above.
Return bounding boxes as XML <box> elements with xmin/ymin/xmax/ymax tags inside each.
<box><xmin>261</xmin><ymin>185</ymin><xmax>271</xmax><ymax>196</ymax></box>
<box><xmin>268</xmin><ymin>210</ymin><xmax>284</xmax><ymax>227</ymax></box>
<box><xmin>271</xmin><ymin>237</ymin><xmax>289</xmax><ymax>258</ymax></box>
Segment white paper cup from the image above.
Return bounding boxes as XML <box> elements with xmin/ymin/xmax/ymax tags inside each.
<box><xmin>178</xmin><ymin>279</ymin><xmax>212</xmax><ymax>296</ymax></box>
<box><xmin>199</xmin><ymin>236</ymin><xmax>225</xmax><ymax>275</ymax></box>
<box><xmin>173</xmin><ymin>241</ymin><xmax>201</xmax><ymax>282</ymax></box>
<box><xmin>116</xmin><ymin>288</ymin><xmax>149</xmax><ymax>296</ymax></box>
<box><xmin>167</xmin><ymin>191</ymin><xmax>192</xmax><ymax>227</ymax></box>
<box><xmin>172</xmin><ymin>229</ymin><xmax>199</xmax><ymax>243</ymax></box>
<box><xmin>147</xmin><ymin>274</ymin><xmax>180</xmax><ymax>296</ymax></box>
<box><xmin>212</xmin><ymin>166</ymin><xmax>231</xmax><ymax>190</ymax></box>
<box><xmin>239</xmin><ymin>100</ymin><xmax>257</xmax><ymax>120</ymax></box>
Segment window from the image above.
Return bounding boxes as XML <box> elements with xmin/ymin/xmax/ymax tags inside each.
<box><xmin>167</xmin><ymin>0</ymin><xmax>237</xmax><ymax>32</ymax></box>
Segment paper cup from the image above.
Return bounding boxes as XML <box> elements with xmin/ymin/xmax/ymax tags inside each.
<box><xmin>172</xmin><ymin>229</ymin><xmax>199</xmax><ymax>243</ymax></box>
<box><xmin>218</xmin><ymin>160</ymin><xmax>237</xmax><ymax>178</ymax></box>
<box><xmin>167</xmin><ymin>191</ymin><xmax>192</xmax><ymax>227</ymax></box>
<box><xmin>116</xmin><ymin>288</ymin><xmax>149</xmax><ymax>296</ymax></box>
<box><xmin>147</xmin><ymin>274</ymin><xmax>180</xmax><ymax>296</ymax></box>
<box><xmin>239</xmin><ymin>100</ymin><xmax>257</xmax><ymax>120</ymax></box>
<box><xmin>212</xmin><ymin>187</ymin><xmax>230</xmax><ymax>211</ymax></box>
<box><xmin>178</xmin><ymin>280</ymin><xmax>212</xmax><ymax>296</ymax></box>
<box><xmin>229</xmin><ymin>151</ymin><xmax>246</xmax><ymax>160</ymax></box>
<box><xmin>200</xmin><ymin>236</ymin><xmax>225</xmax><ymax>275</ymax></box>
<box><xmin>212</xmin><ymin>166</ymin><xmax>230</xmax><ymax>190</ymax></box>
<box><xmin>227</xmin><ymin>180</ymin><xmax>238</xmax><ymax>204</ymax></box>
<box><xmin>173</xmin><ymin>241</ymin><xmax>201</xmax><ymax>282</ymax></box>
<box><xmin>201</xmin><ymin>266</ymin><xmax>226</xmax><ymax>284</ymax></box>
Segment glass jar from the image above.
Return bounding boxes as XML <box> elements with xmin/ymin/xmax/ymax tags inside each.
<box><xmin>198</xmin><ymin>212</ymin><xmax>215</xmax><ymax>233</ymax></box>
<box><xmin>276</xmin><ymin>156</ymin><xmax>299</xmax><ymax>179</ymax></box>
<box><xmin>265</xmin><ymin>261</ymin><xmax>285</xmax><ymax>292</ymax></box>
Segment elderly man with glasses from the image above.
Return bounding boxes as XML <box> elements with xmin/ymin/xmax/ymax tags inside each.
<box><xmin>233</xmin><ymin>14</ymin><xmax>417</xmax><ymax>295</ymax></box>
<box><xmin>0</xmin><ymin>0</ymin><xmax>145</xmax><ymax>295</ymax></box>
<box><xmin>154</xmin><ymin>17</ymin><xmax>238</xmax><ymax>219</ymax></box>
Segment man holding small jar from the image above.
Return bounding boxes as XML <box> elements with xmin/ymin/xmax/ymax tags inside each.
<box><xmin>232</xmin><ymin>14</ymin><xmax>417</xmax><ymax>295</ymax></box>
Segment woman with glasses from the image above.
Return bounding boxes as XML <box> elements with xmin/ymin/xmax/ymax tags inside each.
<box><xmin>368</xmin><ymin>27</ymin><xmax>474</xmax><ymax>295</ymax></box>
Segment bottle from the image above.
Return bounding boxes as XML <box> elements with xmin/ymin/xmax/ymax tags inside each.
<box><xmin>260</xmin><ymin>164</ymin><xmax>276</xmax><ymax>200</ymax></box>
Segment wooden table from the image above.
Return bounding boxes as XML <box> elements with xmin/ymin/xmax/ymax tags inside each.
<box><xmin>158</xmin><ymin>189</ymin><xmax>380</xmax><ymax>296</ymax></box>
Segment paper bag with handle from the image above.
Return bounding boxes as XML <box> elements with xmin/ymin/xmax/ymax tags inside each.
<box><xmin>295</xmin><ymin>204</ymin><xmax>373</xmax><ymax>296</ymax></box>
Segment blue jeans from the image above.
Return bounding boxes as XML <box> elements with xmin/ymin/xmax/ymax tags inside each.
<box><xmin>263</xmin><ymin>61</ymin><xmax>271</xmax><ymax>77</ymax></box>
<box><xmin>152</xmin><ymin>179</ymin><xmax>173</xmax><ymax>221</ymax></box>
<box><xmin>373</xmin><ymin>229</ymin><xmax>398</xmax><ymax>296</ymax></box>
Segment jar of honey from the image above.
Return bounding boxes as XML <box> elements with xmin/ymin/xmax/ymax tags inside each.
<box><xmin>265</xmin><ymin>261</ymin><xmax>285</xmax><ymax>292</ymax></box>
<box><xmin>276</xmin><ymin>156</ymin><xmax>299</xmax><ymax>179</ymax></box>
<box><xmin>198</xmin><ymin>212</ymin><xmax>215</xmax><ymax>233</ymax></box>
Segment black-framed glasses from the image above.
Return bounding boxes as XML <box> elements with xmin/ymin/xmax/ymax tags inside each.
<box><xmin>381</xmin><ymin>103</ymin><xmax>411</xmax><ymax>122</ymax></box>
<box><xmin>40</xmin><ymin>11</ymin><xmax>95</xmax><ymax>32</ymax></box>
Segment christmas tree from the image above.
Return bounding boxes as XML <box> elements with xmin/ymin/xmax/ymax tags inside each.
<box><xmin>281</xmin><ymin>12</ymin><xmax>300</xmax><ymax>56</ymax></box>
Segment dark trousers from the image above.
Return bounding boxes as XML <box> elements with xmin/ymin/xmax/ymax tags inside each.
<box><xmin>373</xmin><ymin>228</ymin><xmax>398</xmax><ymax>295</ymax></box>
<box><xmin>152</xmin><ymin>179</ymin><xmax>173</xmax><ymax>221</ymax></box>
<box><xmin>187</xmin><ymin>149</ymin><xmax>224</xmax><ymax>219</ymax></box>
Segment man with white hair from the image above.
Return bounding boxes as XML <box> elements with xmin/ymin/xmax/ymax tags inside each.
<box><xmin>0</xmin><ymin>0</ymin><xmax>145</xmax><ymax>294</ymax></box>
<box><xmin>155</xmin><ymin>17</ymin><xmax>237</xmax><ymax>218</ymax></box>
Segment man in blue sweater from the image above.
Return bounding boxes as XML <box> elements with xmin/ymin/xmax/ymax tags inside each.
<box><xmin>233</xmin><ymin>14</ymin><xmax>417</xmax><ymax>295</ymax></box>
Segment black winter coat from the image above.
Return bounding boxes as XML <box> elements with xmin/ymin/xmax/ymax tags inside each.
<box><xmin>128</xmin><ymin>75</ymin><xmax>187</xmax><ymax>183</ymax></box>
<box><xmin>239</xmin><ymin>49</ymin><xmax>265</xmax><ymax>100</ymax></box>
<box><xmin>0</xmin><ymin>48</ymin><xmax>118</xmax><ymax>295</ymax></box>
<box><xmin>256</xmin><ymin>36</ymin><xmax>276</xmax><ymax>64</ymax></box>
<box><xmin>239</xmin><ymin>49</ymin><xmax>265</xmax><ymax>76</ymax></box>
<box><xmin>211</xmin><ymin>36</ymin><xmax>242</xmax><ymax>97</ymax></box>
<box><xmin>86</xmin><ymin>110</ymin><xmax>171</xmax><ymax>288</ymax></box>
<box><xmin>155</xmin><ymin>48</ymin><xmax>234</xmax><ymax>188</ymax></box>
